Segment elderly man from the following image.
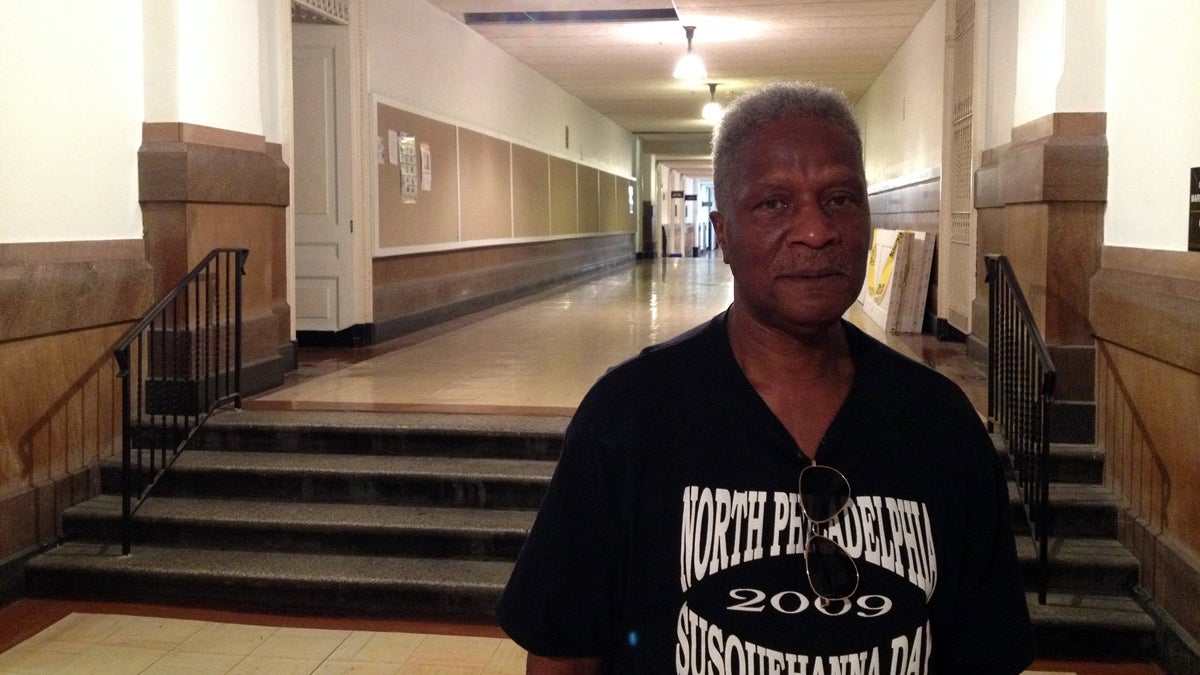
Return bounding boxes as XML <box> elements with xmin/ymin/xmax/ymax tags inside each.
<box><xmin>498</xmin><ymin>82</ymin><xmax>1034</xmax><ymax>674</ymax></box>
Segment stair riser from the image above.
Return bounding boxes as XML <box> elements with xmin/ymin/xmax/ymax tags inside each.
<box><xmin>62</xmin><ymin>516</ymin><xmax>528</xmax><ymax>561</ymax></box>
<box><xmin>1048</xmin><ymin>400</ymin><xmax>1097</xmax><ymax>445</ymax></box>
<box><xmin>191</xmin><ymin>428</ymin><xmax>562</xmax><ymax>461</ymax></box>
<box><xmin>101</xmin><ymin>469</ymin><xmax>550</xmax><ymax>510</ymax></box>
<box><xmin>1043</xmin><ymin>457</ymin><xmax>1103</xmax><ymax>485</ymax></box>
<box><xmin>26</xmin><ymin>568</ymin><xmax>501</xmax><ymax>619</ymax></box>
<box><xmin>1029</xmin><ymin>621</ymin><xmax>1156</xmax><ymax>660</ymax></box>
<box><xmin>1011</xmin><ymin>504</ymin><xmax>1117</xmax><ymax>539</ymax></box>
<box><xmin>1018</xmin><ymin>560</ymin><xmax>1139</xmax><ymax>595</ymax></box>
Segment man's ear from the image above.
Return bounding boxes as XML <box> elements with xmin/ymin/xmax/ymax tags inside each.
<box><xmin>711</xmin><ymin>211</ymin><xmax>732</xmax><ymax>264</ymax></box>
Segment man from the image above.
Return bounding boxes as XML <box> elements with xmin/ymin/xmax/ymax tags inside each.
<box><xmin>497</xmin><ymin>82</ymin><xmax>1034</xmax><ymax>674</ymax></box>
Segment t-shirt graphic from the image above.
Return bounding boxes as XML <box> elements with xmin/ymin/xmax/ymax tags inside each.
<box><xmin>676</xmin><ymin>484</ymin><xmax>939</xmax><ymax>674</ymax></box>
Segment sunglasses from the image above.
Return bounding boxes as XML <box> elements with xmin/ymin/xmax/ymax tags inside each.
<box><xmin>799</xmin><ymin>463</ymin><xmax>860</xmax><ymax>605</ymax></box>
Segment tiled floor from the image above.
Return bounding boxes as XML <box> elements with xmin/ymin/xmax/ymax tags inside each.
<box><xmin>0</xmin><ymin>258</ymin><xmax>1165</xmax><ymax>674</ymax></box>
<box><xmin>0</xmin><ymin>605</ymin><xmax>522</xmax><ymax>675</ymax></box>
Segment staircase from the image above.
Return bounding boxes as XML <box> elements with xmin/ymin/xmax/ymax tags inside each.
<box><xmin>1001</xmin><ymin>436</ymin><xmax>1156</xmax><ymax>658</ymax></box>
<box><xmin>26</xmin><ymin>409</ymin><xmax>1156</xmax><ymax>659</ymax></box>
<box><xmin>26</xmin><ymin>410</ymin><xmax>564</xmax><ymax>619</ymax></box>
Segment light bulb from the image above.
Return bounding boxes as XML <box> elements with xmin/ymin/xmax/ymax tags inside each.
<box><xmin>673</xmin><ymin>26</ymin><xmax>707</xmax><ymax>81</ymax></box>
<box><xmin>702</xmin><ymin>101</ymin><xmax>723</xmax><ymax>124</ymax></box>
<box><xmin>702</xmin><ymin>83</ymin><xmax>723</xmax><ymax>124</ymax></box>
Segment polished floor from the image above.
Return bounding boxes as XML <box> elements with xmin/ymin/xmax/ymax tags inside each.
<box><xmin>0</xmin><ymin>258</ymin><xmax>1163</xmax><ymax>674</ymax></box>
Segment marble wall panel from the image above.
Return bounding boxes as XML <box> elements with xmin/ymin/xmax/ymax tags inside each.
<box><xmin>1093</xmin><ymin>245</ymin><xmax>1200</xmax><ymax>647</ymax></box>
<box><xmin>372</xmin><ymin>234</ymin><xmax>634</xmax><ymax>343</ymax></box>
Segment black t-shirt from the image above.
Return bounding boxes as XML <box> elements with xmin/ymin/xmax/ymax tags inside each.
<box><xmin>497</xmin><ymin>313</ymin><xmax>1034</xmax><ymax>674</ymax></box>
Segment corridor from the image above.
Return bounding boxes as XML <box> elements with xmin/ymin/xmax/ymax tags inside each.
<box><xmin>1</xmin><ymin>259</ymin><xmax>1160</xmax><ymax>674</ymax></box>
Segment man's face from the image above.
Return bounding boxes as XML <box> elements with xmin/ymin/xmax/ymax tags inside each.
<box><xmin>711</xmin><ymin>113</ymin><xmax>870</xmax><ymax>337</ymax></box>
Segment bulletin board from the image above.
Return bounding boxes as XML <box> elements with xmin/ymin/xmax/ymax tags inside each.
<box><xmin>377</xmin><ymin>103</ymin><xmax>459</xmax><ymax>249</ymax></box>
<box><xmin>375</xmin><ymin>98</ymin><xmax>634</xmax><ymax>255</ymax></box>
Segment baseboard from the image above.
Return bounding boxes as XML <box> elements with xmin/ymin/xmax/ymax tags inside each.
<box><xmin>935</xmin><ymin>317</ymin><xmax>967</xmax><ymax>342</ymax></box>
<box><xmin>1133</xmin><ymin>586</ymin><xmax>1200</xmax><ymax>675</ymax></box>
<box><xmin>0</xmin><ymin>543</ymin><xmax>55</xmax><ymax>606</ymax></box>
<box><xmin>373</xmin><ymin>258</ymin><xmax>633</xmax><ymax>346</ymax></box>
<box><xmin>241</xmin><ymin>349</ymin><xmax>291</xmax><ymax>397</ymax></box>
<box><xmin>297</xmin><ymin>324</ymin><xmax>375</xmax><ymax>349</ymax></box>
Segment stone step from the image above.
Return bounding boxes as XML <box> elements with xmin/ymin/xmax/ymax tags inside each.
<box><xmin>101</xmin><ymin>451</ymin><xmax>556</xmax><ymax>509</ymax></box>
<box><xmin>993</xmin><ymin>435</ymin><xmax>1105</xmax><ymax>485</ymax></box>
<box><xmin>63</xmin><ymin>494</ymin><xmax>535</xmax><ymax>560</ymax></box>
<box><xmin>1015</xmin><ymin>536</ymin><xmax>1140</xmax><ymax>595</ymax></box>
<box><xmin>27</xmin><ymin>409</ymin><xmax>1159</xmax><ymax>663</ymax></box>
<box><xmin>25</xmin><ymin>542</ymin><xmax>509</xmax><ymax>618</ymax></box>
<box><xmin>1044</xmin><ymin>443</ymin><xmax>1104</xmax><ymax>484</ymax></box>
<box><xmin>189</xmin><ymin>409</ymin><xmax>568</xmax><ymax>461</ymax></box>
<box><xmin>1010</xmin><ymin>481</ymin><xmax>1119</xmax><ymax>539</ymax></box>
<box><xmin>24</xmin><ymin>542</ymin><xmax>1156</xmax><ymax>657</ymax></box>
<box><xmin>1025</xmin><ymin>591</ymin><xmax>1157</xmax><ymax>659</ymax></box>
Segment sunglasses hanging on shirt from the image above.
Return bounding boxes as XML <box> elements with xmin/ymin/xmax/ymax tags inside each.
<box><xmin>799</xmin><ymin>463</ymin><xmax>860</xmax><ymax>605</ymax></box>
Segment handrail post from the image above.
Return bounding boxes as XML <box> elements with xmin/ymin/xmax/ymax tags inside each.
<box><xmin>985</xmin><ymin>254</ymin><xmax>1056</xmax><ymax>605</ymax></box>
<box><xmin>111</xmin><ymin>247</ymin><xmax>249</xmax><ymax>555</ymax></box>
<box><xmin>115</xmin><ymin>347</ymin><xmax>133</xmax><ymax>556</ymax></box>
<box><xmin>234</xmin><ymin>250</ymin><xmax>247</xmax><ymax>409</ymax></box>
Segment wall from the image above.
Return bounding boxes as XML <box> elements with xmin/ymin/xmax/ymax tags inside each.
<box><xmin>855</xmin><ymin>0</ymin><xmax>946</xmax><ymax>186</ymax></box>
<box><xmin>1012</xmin><ymin>0</ymin><xmax>1105</xmax><ymax>127</ymax></box>
<box><xmin>367</xmin><ymin>0</ymin><xmax>634</xmax><ymax>178</ymax></box>
<box><xmin>973</xmin><ymin>0</ymin><xmax>1106</xmax><ymax>390</ymax></box>
<box><xmin>0</xmin><ymin>0</ymin><xmax>293</xmax><ymax>590</ymax></box>
<box><xmin>854</xmin><ymin>0</ymin><xmax>946</xmax><ymax>330</ymax></box>
<box><xmin>0</xmin><ymin>3</ymin><xmax>144</xmax><ymax>243</ymax></box>
<box><xmin>1104</xmin><ymin>0</ymin><xmax>1200</xmax><ymax>250</ymax></box>
<box><xmin>361</xmin><ymin>0</ymin><xmax>637</xmax><ymax>343</ymax></box>
<box><xmin>0</xmin><ymin>3</ymin><xmax>152</xmax><ymax>583</ymax></box>
<box><xmin>974</xmin><ymin>0</ymin><xmax>1200</xmax><ymax>653</ymax></box>
<box><xmin>1091</xmin><ymin>0</ymin><xmax>1200</xmax><ymax>652</ymax></box>
<box><xmin>139</xmin><ymin>0</ymin><xmax>292</xmax><ymax>388</ymax></box>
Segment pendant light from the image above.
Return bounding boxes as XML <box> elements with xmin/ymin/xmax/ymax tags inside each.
<box><xmin>673</xmin><ymin>26</ymin><xmax>707</xmax><ymax>81</ymax></box>
<box><xmin>702</xmin><ymin>83</ymin><xmax>723</xmax><ymax>125</ymax></box>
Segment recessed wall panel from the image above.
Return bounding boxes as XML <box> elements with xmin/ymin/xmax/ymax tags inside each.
<box><xmin>458</xmin><ymin>128</ymin><xmax>512</xmax><ymax>241</ymax></box>
<box><xmin>577</xmin><ymin>165</ymin><xmax>599</xmax><ymax>233</ymax></box>
<box><xmin>549</xmin><ymin>156</ymin><xmax>577</xmax><ymax>235</ymax></box>
<box><xmin>512</xmin><ymin>144</ymin><xmax>550</xmax><ymax>237</ymax></box>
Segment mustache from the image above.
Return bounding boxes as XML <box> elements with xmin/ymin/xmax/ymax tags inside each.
<box><xmin>771</xmin><ymin>252</ymin><xmax>863</xmax><ymax>276</ymax></box>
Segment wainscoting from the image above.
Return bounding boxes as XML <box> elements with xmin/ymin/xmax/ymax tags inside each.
<box><xmin>1091</xmin><ymin>246</ymin><xmax>1200</xmax><ymax>651</ymax></box>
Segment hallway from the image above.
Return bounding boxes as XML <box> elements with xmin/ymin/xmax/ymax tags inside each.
<box><xmin>250</xmin><ymin>257</ymin><xmax>986</xmax><ymax>417</ymax></box>
<box><xmin>1</xmin><ymin>259</ymin><xmax>1162</xmax><ymax>674</ymax></box>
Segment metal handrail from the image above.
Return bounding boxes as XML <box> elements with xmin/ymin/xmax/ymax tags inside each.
<box><xmin>985</xmin><ymin>254</ymin><xmax>1056</xmax><ymax>605</ymax></box>
<box><xmin>113</xmin><ymin>248</ymin><xmax>248</xmax><ymax>554</ymax></box>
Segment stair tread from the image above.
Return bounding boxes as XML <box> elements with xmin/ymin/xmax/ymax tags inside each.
<box><xmin>202</xmin><ymin>408</ymin><xmax>569</xmax><ymax>438</ymax></box>
<box><xmin>1026</xmin><ymin>591</ymin><xmax>1156</xmax><ymax>631</ymax></box>
<box><xmin>1009</xmin><ymin>481</ymin><xmax>1117</xmax><ymax>505</ymax></box>
<box><xmin>1014</xmin><ymin>536</ymin><xmax>1139</xmax><ymax>568</ymax></box>
<box><xmin>30</xmin><ymin>543</ymin><xmax>1152</xmax><ymax>632</ymax></box>
<box><xmin>71</xmin><ymin>494</ymin><xmax>537</xmax><ymax>534</ymax></box>
<box><xmin>113</xmin><ymin>450</ymin><xmax>557</xmax><ymax>481</ymax></box>
<box><xmin>27</xmin><ymin>542</ymin><xmax>512</xmax><ymax>590</ymax></box>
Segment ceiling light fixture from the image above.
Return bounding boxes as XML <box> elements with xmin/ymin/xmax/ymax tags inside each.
<box><xmin>702</xmin><ymin>82</ymin><xmax>723</xmax><ymax>124</ymax></box>
<box><xmin>673</xmin><ymin>25</ymin><xmax>707</xmax><ymax>81</ymax></box>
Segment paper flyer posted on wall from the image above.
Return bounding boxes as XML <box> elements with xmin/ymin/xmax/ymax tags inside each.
<box><xmin>1190</xmin><ymin>167</ymin><xmax>1200</xmax><ymax>252</ymax></box>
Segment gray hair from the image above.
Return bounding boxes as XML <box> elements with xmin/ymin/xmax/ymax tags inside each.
<box><xmin>712</xmin><ymin>82</ymin><xmax>863</xmax><ymax>208</ymax></box>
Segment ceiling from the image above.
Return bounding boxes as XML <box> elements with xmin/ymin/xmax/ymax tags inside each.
<box><xmin>425</xmin><ymin>0</ymin><xmax>936</xmax><ymax>139</ymax></box>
